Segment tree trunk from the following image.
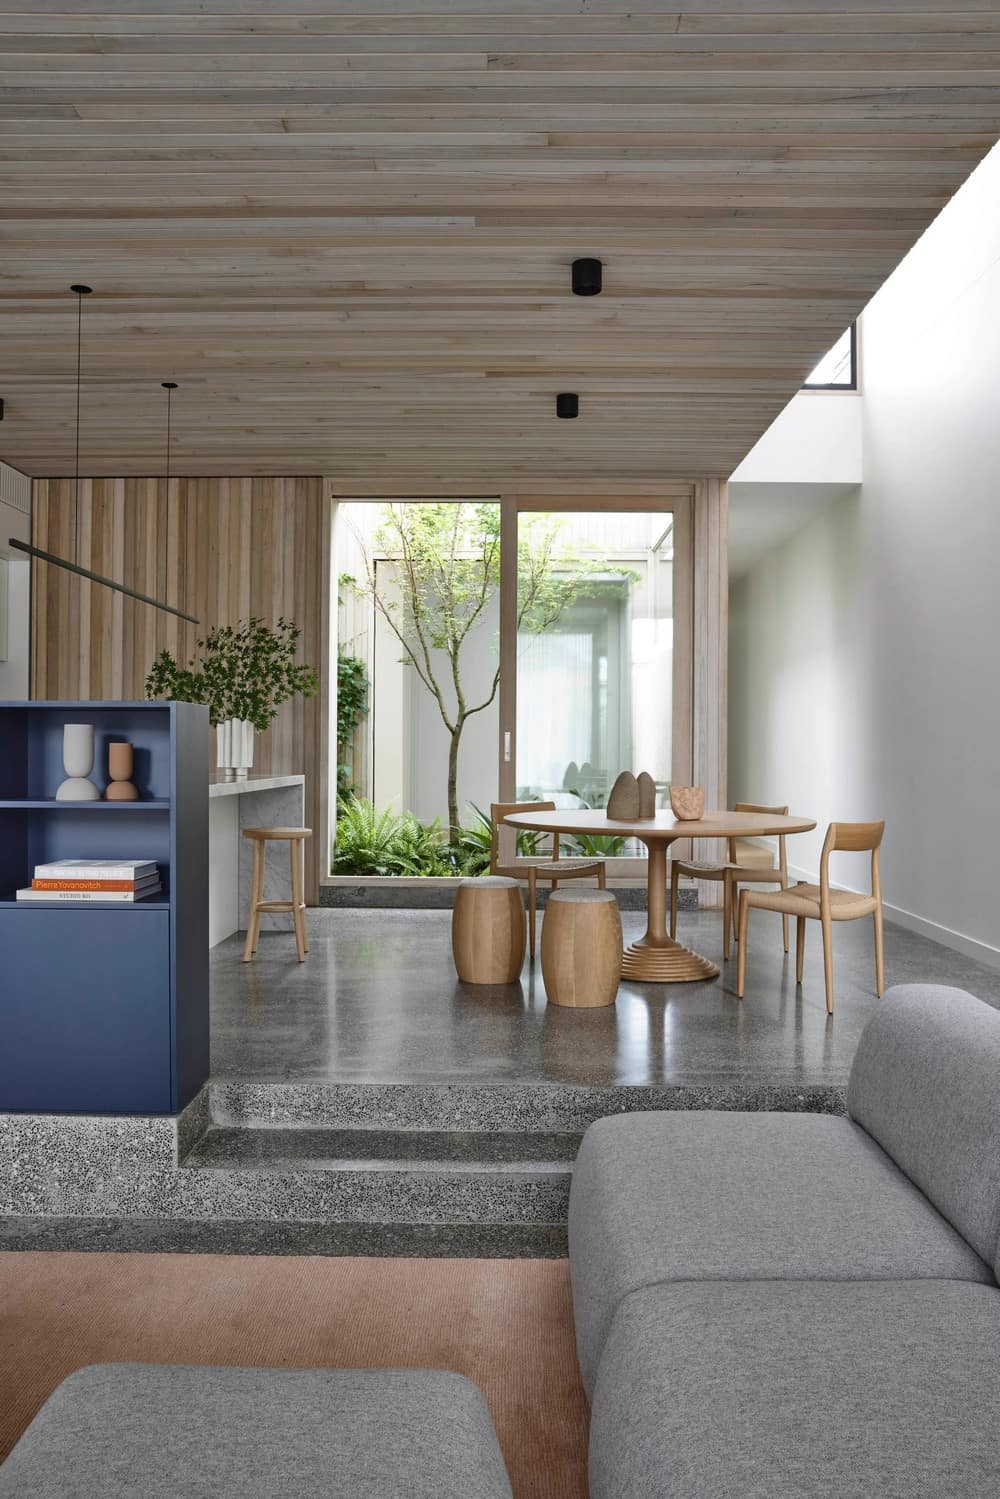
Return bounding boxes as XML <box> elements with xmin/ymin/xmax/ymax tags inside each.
<box><xmin>448</xmin><ymin>722</ymin><xmax>463</xmax><ymax>841</ymax></box>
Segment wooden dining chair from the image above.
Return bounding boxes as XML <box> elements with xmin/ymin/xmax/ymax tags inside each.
<box><xmin>669</xmin><ymin>801</ymin><xmax>791</xmax><ymax>960</ymax></box>
<box><xmin>490</xmin><ymin>801</ymin><xmax>605</xmax><ymax>960</ymax></box>
<box><xmin>736</xmin><ymin>820</ymin><xmax>885</xmax><ymax>1015</ymax></box>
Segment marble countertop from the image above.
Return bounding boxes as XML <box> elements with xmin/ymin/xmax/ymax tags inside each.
<box><xmin>208</xmin><ymin>773</ymin><xmax>305</xmax><ymax>800</ymax></box>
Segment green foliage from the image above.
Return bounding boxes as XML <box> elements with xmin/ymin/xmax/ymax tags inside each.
<box><xmin>390</xmin><ymin>810</ymin><xmax>455</xmax><ymax>877</ymax></box>
<box><xmin>559</xmin><ymin>783</ymin><xmax>627</xmax><ymax>857</ymax></box>
<box><xmin>332</xmin><ymin>799</ymin><xmax>556</xmax><ymax>878</ymax></box>
<box><xmin>336</xmin><ymin>649</ymin><xmax>369</xmax><ymax>799</ymax></box>
<box><xmin>454</xmin><ymin>803</ymin><xmax>546</xmax><ymax>876</ymax></box>
<box><xmin>566</xmin><ymin>832</ymin><xmax>627</xmax><ymax>858</ymax></box>
<box><xmin>450</xmin><ymin>804</ymin><xmax>495</xmax><ymax>877</ymax></box>
<box><xmin>145</xmin><ymin>617</ymin><xmax>318</xmax><ymax>732</ymax></box>
<box><xmin>332</xmin><ymin>797</ymin><xmax>454</xmax><ymax>877</ymax></box>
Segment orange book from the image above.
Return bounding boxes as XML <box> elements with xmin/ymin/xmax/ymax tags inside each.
<box><xmin>31</xmin><ymin>878</ymin><xmax>154</xmax><ymax>892</ymax></box>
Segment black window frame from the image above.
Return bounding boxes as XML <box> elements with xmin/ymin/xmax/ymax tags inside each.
<box><xmin>802</xmin><ymin>321</ymin><xmax>858</xmax><ymax>391</ymax></box>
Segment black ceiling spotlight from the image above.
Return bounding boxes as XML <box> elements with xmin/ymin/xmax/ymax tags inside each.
<box><xmin>556</xmin><ymin>392</ymin><xmax>579</xmax><ymax>419</ymax></box>
<box><xmin>571</xmin><ymin>257</ymin><xmax>602</xmax><ymax>296</ymax></box>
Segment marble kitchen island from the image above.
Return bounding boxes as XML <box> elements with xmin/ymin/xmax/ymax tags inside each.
<box><xmin>208</xmin><ymin>772</ymin><xmax>305</xmax><ymax>947</ymax></box>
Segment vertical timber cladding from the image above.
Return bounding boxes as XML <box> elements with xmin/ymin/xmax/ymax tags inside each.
<box><xmin>693</xmin><ymin>478</ymin><xmax>729</xmax><ymax>909</ymax></box>
<box><xmin>30</xmin><ymin>476</ymin><xmax>326</xmax><ymax>902</ymax></box>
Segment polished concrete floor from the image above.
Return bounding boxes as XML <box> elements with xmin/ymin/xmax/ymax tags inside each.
<box><xmin>211</xmin><ymin>907</ymin><xmax>1000</xmax><ymax>1090</ymax></box>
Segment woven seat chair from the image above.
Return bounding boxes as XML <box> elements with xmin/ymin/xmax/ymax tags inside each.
<box><xmin>491</xmin><ymin>800</ymin><xmax>605</xmax><ymax>960</ymax></box>
<box><xmin>736</xmin><ymin>820</ymin><xmax>885</xmax><ymax>1015</ymax></box>
<box><xmin>669</xmin><ymin>801</ymin><xmax>791</xmax><ymax>960</ymax></box>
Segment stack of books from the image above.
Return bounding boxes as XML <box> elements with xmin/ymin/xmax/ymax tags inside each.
<box><xmin>16</xmin><ymin>859</ymin><xmax>162</xmax><ymax>903</ymax></box>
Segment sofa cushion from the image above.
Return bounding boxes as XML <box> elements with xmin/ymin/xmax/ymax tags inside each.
<box><xmin>589</xmin><ymin>1279</ymin><xmax>1000</xmax><ymax>1499</ymax></box>
<box><xmin>847</xmin><ymin>984</ymin><xmax>1000</xmax><ymax>1268</ymax></box>
<box><xmin>568</xmin><ymin>1111</ymin><xmax>991</xmax><ymax>1395</ymax></box>
<box><xmin>0</xmin><ymin>1364</ymin><xmax>513</xmax><ymax>1499</ymax></box>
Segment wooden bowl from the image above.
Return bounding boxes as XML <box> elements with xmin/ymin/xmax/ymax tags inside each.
<box><xmin>669</xmin><ymin>785</ymin><xmax>705</xmax><ymax>821</ymax></box>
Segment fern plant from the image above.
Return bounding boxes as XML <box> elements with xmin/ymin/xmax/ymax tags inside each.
<box><xmin>332</xmin><ymin>797</ymin><xmax>453</xmax><ymax>877</ymax></box>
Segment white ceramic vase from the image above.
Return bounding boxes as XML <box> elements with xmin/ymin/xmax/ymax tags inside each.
<box><xmin>216</xmin><ymin>717</ymin><xmax>255</xmax><ymax>780</ymax></box>
<box><xmin>56</xmin><ymin>722</ymin><xmax>101</xmax><ymax>801</ymax></box>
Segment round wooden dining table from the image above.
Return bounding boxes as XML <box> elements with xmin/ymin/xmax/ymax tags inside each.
<box><xmin>503</xmin><ymin>808</ymin><xmax>816</xmax><ymax>983</ymax></box>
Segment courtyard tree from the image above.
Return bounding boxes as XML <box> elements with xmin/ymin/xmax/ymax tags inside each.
<box><xmin>355</xmin><ymin>502</ymin><xmax>597</xmax><ymax>841</ymax></box>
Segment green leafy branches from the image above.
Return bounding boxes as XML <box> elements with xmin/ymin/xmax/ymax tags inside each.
<box><xmin>145</xmin><ymin>617</ymin><xmax>318</xmax><ymax>732</ymax></box>
<box><xmin>336</xmin><ymin>650</ymin><xmax>369</xmax><ymax>798</ymax></box>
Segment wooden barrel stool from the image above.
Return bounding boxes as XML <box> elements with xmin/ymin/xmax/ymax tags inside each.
<box><xmin>452</xmin><ymin>876</ymin><xmax>526</xmax><ymax>984</ymax></box>
<box><xmin>541</xmin><ymin>889</ymin><xmax>622</xmax><ymax>1008</ymax></box>
<box><xmin>242</xmin><ymin>826</ymin><xmax>312</xmax><ymax>963</ymax></box>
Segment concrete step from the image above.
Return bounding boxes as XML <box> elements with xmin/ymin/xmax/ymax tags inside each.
<box><xmin>0</xmin><ymin>1215</ymin><xmax>569</xmax><ymax>1259</ymax></box>
<box><xmin>0</xmin><ymin>1081</ymin><xmax>845</xmax><ymax>1258</ymax></box>
<box><xmin>208</xmin><ymin>1079</ymin><xmax>846</xmax><ymax>1133</ymax></box>
<box><xmin>179</xmin><ymin>1124</ymin><xmax>575</xmax><ymax>1228</ymax></box>
<box><xmin>186</xmin><ymin>1126</ymin><xmax>581</xmax><ymax>1173</ymax></box>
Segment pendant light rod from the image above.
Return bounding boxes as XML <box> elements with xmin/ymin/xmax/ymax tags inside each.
<box><xmin>10</xmin><ymin>291</ymin><xmax>200</xmax><ymax>624</ymax></box>
<box><xmin>69</xmin><ymin>284</ymin><xmax>91</xmax><ymax>562</ymax></box>
<box><xmin>7</xmin><ymin>538</ymin><xmax>199</xmax><ymax>624</ymax></box>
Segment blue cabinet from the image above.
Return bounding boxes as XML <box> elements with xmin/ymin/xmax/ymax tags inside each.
<box><xmin>0</xmin><ymin>908</ymin><xmax>171</xmax><ymax>1113</ymax></box>
<box><xmin>0</xmin><ymin>701</ymin><xmax>209</xmax><ymax>1115</ymax></box>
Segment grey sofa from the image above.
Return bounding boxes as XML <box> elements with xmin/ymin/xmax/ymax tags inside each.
<box><xmin>570</xmin><ymin>984</ymin><xmax>1000</xmax><ymax>1498</ymax></box>
<box><xmin>0</xmin><ymin>1365</ymin><xmax>513</xmax><ymax>1499</ymax></box>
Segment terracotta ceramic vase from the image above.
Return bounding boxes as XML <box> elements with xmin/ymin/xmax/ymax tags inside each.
<box><xmin>105</xmin><ymin>740</ymin><xmax>138</xmax><ymax>801</ymax></box>
<box><xmin>669</xmin><ymin>785</ymin><xmax>706</xmax><ymax>821</ymax></box>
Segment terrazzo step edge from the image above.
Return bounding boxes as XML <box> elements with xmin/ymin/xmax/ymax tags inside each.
<box><xmin>5</xmin><ymin>1164</ymin><xmax>572</xmax><ymax>1226</ymax></box>
<box><xmin>0</xmin><ymin>1216</ymin><xmax>569</xmax><ymax>1259</ymax></box>
<box><xmin>186</xmin><ymin>1125</ymin><xmax>582</xmax><ymax>1171</ymax></box>
<box><xmin>208</xmin><ymin>1079</ymin><xmax>848</xmax><ymax>1133</ymax></box>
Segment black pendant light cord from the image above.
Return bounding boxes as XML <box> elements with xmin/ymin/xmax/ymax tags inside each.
<box><xmin>164</xmin><ymin>384</ymin><xmax>172</xmax><ymax>482</ymax></box>
<box><xmin>7</xmin><ymin>290</ymin><xmax>198</xmax><ymax>624</ymax></box>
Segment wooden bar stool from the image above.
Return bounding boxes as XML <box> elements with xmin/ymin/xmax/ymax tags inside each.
<box><xmin>242</xmin><ymin>826</ymin><xmax>312</xmax><ymax>963</ymax></box>
<box><xmin>541</xmin><ymin>889</ymin><xmax>622</xmax><ymax>1008</ymax></box>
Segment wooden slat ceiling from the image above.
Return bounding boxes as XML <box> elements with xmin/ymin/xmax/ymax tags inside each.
<box><xmin>1</xmin><ymin>2</ymin><xmax>999</xmax><ymax>487</ymax></box>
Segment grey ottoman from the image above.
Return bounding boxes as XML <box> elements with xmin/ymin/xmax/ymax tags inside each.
<box><xmin>0</xmin><ymin>1364</ymin><xmax>513</xmax><ymax>1499</ymax></box>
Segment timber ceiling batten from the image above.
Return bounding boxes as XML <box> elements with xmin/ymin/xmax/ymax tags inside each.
<box><xmin>1</xmin><ymin>3</ymin><xmax>999</xmax><ymax>483</ymax></box>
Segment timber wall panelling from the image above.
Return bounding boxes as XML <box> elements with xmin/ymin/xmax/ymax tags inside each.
<box><xmin>30</xmin><ymin>476</ymin><xmax>326</xmax><ymax>903</ymax></box>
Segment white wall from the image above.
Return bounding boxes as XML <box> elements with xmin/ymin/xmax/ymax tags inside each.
<box><xmin>732</xmin><ymin>388</ymin><xmax>862</xmax><ymax>487</ymax></box>
<box><xmin>0</xmin><ymin>558</ymin><xmax>30</xmax><ymax>698</ymax></box>
<box><xmin>730</xmin><ymin>141</ymin><xmax>1000</xmax><ymax>967</ymax></box>
<box><xmin>0</xmin><ymin>466</ymin><xmax>33</xmax><ymax>699</ymax></box>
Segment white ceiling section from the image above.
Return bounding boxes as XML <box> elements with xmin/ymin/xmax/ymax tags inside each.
<box><xmin>1</xmin><ymin>2</ymin><xmax>999</xmax><ymax>484</ymax></box>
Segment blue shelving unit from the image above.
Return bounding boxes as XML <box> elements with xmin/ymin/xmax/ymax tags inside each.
<box><xmin>0</xmin><ymin>701</ymin><xmax>210</xmax><ymax>1115</ymax></box>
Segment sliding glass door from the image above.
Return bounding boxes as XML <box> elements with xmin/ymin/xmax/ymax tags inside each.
<box><xmin>332</xmin><ymin>499</ymin><xmax>501</xmax><ymax>874</ymax></box>
<box><xmin>502</xmin><ymin>499</ymin><xmax>690</xmax><ymax>870</ymax></box>
<box><xmin>330</xmin><ymin>495</ymin><xmax>690</xmax><ymax>878</ymax></box>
